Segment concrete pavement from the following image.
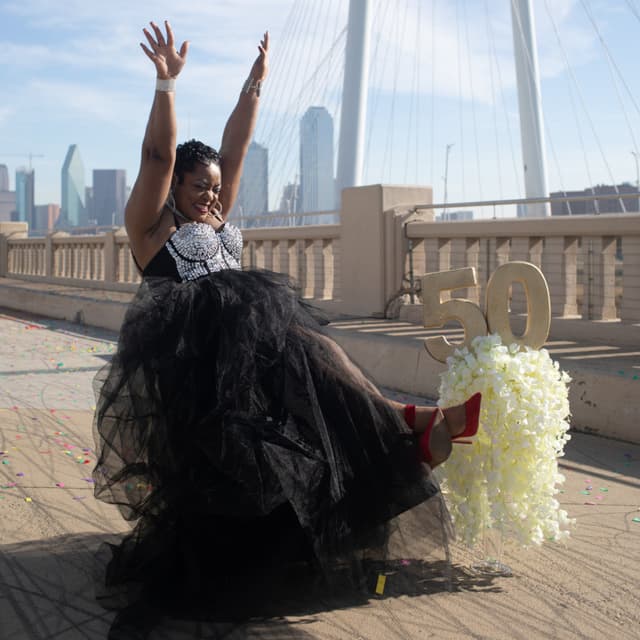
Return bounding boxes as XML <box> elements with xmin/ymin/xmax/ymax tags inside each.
<box><xmin>1</xmin><ymin>309</ymin><xmax>639</xmax><ymax>639</ymax></box>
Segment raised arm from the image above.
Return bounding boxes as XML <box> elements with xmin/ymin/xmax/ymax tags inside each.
<box><xmin>125</xmin><ymin>21</ymin><xmax>189</xmax><ymax>239</ymax></box>
<box><xmin>218</xmin><ymin>32</ymin><xmax>269</xmax><ymax>219</ymax></box>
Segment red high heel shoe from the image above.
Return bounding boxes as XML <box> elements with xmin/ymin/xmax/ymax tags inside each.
<box><xmin>404</xmin><ymin>392</ymin><xmax>482</xmax><ymax>465</ymax></box>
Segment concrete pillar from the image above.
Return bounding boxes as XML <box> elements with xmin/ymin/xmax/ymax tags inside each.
<box><xmin>339</xmin><ymin>185</ymin><xmax>432</xmax><ymax>316</ymax></box>
<box><xmin>586</xmin><ymin>236</ymin><xmax>617</xmax><ymax>320</ymax></box>
<box><xmin>542</xmin><ymin>236</ymin><xmax>578</xmax><ymax>317</ymax></box>
<box><xmin>621</xmin><ymin>235</ymin><xmax>640</xmax><ymax>322</ymax></box>
<box><xmin>103</xmin><ymin>230</ymin><xmax>116</xmax><ymax>284</ymax></box>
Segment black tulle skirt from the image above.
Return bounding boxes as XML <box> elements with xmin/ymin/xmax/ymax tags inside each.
<box><xmin>92</xmin><ymin>269</ymin><xmax>451</xmax><ymax>629</ymax></box>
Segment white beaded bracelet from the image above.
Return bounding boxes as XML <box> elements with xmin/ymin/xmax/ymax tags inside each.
<box><xmin>156</xmin><ymin>78</ymin><xmax>176</xmax><ymax>92</ymax></box>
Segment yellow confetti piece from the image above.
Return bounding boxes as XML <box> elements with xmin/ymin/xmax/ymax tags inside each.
<box><xmin>375</xmin><ymin>574</ymin><xmax>386</xmax><ymax>595</ymax></box>
<box><xmin>24</xmin><ymin>497</ymin><xmax>32</xmax><ymax>503</ymax></box>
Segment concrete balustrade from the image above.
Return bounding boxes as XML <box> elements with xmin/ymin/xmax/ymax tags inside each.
<box><xmin>401</xmin><ymin>213</ymin><xmax>640</xmax><ymax>323</ymax></box>
<box><xmin>1</xmin><ymin>189</ymin><xmax>640</xmax><ymax>326</ymax></box>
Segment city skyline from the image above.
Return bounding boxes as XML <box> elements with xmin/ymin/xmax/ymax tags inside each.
<box><xmin>2</xmin><ymin>1</ymin><xmax>640</xmax><ymax>216</ymax></box>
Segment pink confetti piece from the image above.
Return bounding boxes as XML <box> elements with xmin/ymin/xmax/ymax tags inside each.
<box><xmin>595</xmin><ymin>496</ymin><xmax>604</xmax><ymax>500</ymax></box>
<box><xmin>55</xmin><ymin>482</ymin><xmax>65</xmax><ymax>488</ymax></box>
<box><xmin>73</xmin><ymin>496</ymin><xmax>86</xmax><ymax>501</ymax></box>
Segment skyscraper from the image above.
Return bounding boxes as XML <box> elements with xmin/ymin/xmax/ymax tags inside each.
<box><xmin>300</xmin><ymin>106</ymin><xmax>335</xmax><ymax>216</ymax></box>
<box><xmin>15</xmin><ymin>167</ymin><xmax>35</xmax><ymax>226</ymax></box>
<box><xmin>0</xmin><ymin>164</ymin><xmax>13</xmax><ymax>222</ymax></box>
<box><xmin>0</xmin><ymin>164</ymin><xmax>9</xmax><ymax>191</ymax></box>
<box><xmin>235</xmin><ymin>142</ymin><xmax>269</xmax><ymax>225</ymax></box>
<box><xmin>93</xmin><ymin>169</ymin><xmax>127</xmax><ymax>226</ymax></box>
<box><xmin>61</xmin><ymin>144</ymin><xmax>86</xmax><ymax>227</ymax></box>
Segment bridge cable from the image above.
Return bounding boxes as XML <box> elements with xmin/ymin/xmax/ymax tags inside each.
<box><xmin>462</xmin><ymin>0</ymin><xmax>484</xmax><ymax>201</ymax></box>
<box><xmin>405</xmin><ymin>0</ymin><xmax>421</xmax><ymax>184</ymax></box>
<box><xmin>382</xmin><ymin>0</ymin><xmax>407</xmax><ymax>183</ymax></box>
<box><xmin>456</xmin><ymin>0</ymin><xmax>466</xmax><ymax>201</ymax></box>
<box><xmin>483</xmin><ymin>0</ymin><xmax>505</xmax><ymax>202</ymax></box>
<box><xmin>363</xmin><ymin>0</ymin><xmax>392</xmax><ymax>180</ymax></box>
<box><xmin>542</xmin><ymin>0</ymin><xmax>623</xmax><ymax>212</ymax></box>
<box><xmin>581</xmin><ymin>0</ymin><xmax>640</xmax><ymax>146</ymax></box>
<box><xmin>430</xmin><ymin>0</ymin><xmax>437</xmax><ymax>189</ymax></box>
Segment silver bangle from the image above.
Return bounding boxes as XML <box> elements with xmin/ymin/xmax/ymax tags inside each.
<box><xmin>156</xmin><ymin>78</ymin><xmax>176</xmax><ymax>92</ymax></box>
<box><xmin>242</xmin><ymin>76</ymin><xmax>262</xmax><ymax>97</ymax></box>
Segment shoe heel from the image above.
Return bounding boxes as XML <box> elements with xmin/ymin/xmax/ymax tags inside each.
<box><xmin>404</xmin><ymin>404</ymin><xmax>416</xmax><ymax>430</ymax></box>
<box><xmin>452</xmin><ymin>392</ymin><xmax>482</xmax><ymax>440</ymax></box>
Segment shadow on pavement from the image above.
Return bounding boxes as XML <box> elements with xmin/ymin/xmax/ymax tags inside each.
<box><xmin>0</xmin><ymin>532</ymin><xmax>502</xmax><ymax>640</ymax></box>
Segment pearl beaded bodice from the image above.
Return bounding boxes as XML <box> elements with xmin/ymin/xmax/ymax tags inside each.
<box><xmin>164</xmin><ymin>222</ymin><xmax>243</xmax><ymax>282</ymax></box>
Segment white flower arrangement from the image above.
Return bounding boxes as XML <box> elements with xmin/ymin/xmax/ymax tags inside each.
<box><xmin>436</xmin><ymin>334</ymin><xmax>574</xmax><ymax>547</ymax></box>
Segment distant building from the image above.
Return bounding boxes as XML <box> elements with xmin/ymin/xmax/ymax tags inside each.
<box><xmin>234</xmin><ymin>141</ymin><xmax>269</xmax><ymax>226</ymax></box>
<box><xmin>61</xmin><ymin>145</ymin><xmax>86</xmax><ymax>227</ymax></box>
<box><xmin>437</xmin><ymin>209</ymin><xmax>474</xmax><ymax>221</ymax></box>
<box><xmin>0</xmin><ymin>164</ymin><xmax>9</xmax><ymax>191</ymax></box>
<box><xmin>33</xmin><ymin>204</ymin><xmax>60</xmax><ymax>233</ymax></box>
<box><xmin>0</xmin><ymin>189</ymin><xmax>16</xmax><ymax>222</ymax></box>
<box><xmin>279</xmin><ymin>182</ymin><xmax>300</xmax><ymax>216</ymax></box>
<box><xmin>93</xmin><ymin>169</ymin><xmax>127</xmax><ymax>226</ymax></box>
<box><xmin>85</xmin><ymin>187</ymin><xmax>94</xmax><ymax>224</ymax></box>
<box><xmin>550</xmin><ymin>184</ymin><xmax>639</xmax><ymax>215</ymax></box>
<box><xmin>15</xmin><ymin>167</ymin><xmax>35</xmax><ymax>226</ymax></box>
<box><xmin>300</xmin><ymin>107</ymin><xmax>335</xmax><ymax>217</ymax></box>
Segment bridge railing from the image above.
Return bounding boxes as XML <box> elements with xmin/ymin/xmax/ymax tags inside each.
<box><xmin>0</xmin><ymin>214</ymin><xmax>342</xmax><ymax>306</ymax></box>
<box><xmin>1</xmin><ymin>186</ymin><xmax>639</xmax><ymax>323</ymax></box>
<box><xmin>400</xmin><ymin>193</ymin><xmax>640</xmax><ymax>323</ymax></box>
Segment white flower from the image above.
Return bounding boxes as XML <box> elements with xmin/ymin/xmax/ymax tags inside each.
<box><xmin>436</xmin><ymin>334</ymin><xmax>575</xmax><ymax>547</ymax></box>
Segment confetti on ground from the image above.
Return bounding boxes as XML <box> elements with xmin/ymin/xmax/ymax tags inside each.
<box><xmin>581</xmin><ymin>490</ymin><xmax>591</xmax><ymax>495</ymax></box>
<box><xmin>600</xmin><ymin>488</ymin><xmax>609</xmax><ymax>492</ymax></box>
<box><xmin>375</xmin><ymin>574</ymin><xmax>386</xmax><ymax>595</ymax></box>
<box><xmin>24</xmin><ymin>497</ymin><xmax>32</xmax><ymax>503</ymax></box>
<box><xmin>55</xmin><ymin>482</ymin><xmax>65</xmax><ymax>488</ymax></box>
<box><xmin>633</xmin><ymin>518</ymin><xmax>640</xmax><ymax>523</ymax></box>
<box><xmin>584</xmin><ymin>501</ymin><xmax>596</xmax><ymax>505</ymax></box>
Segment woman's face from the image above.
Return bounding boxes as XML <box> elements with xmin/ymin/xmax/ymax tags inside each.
<box><xmin>173</xmin><ymin>162</ymin><xmax>222</xmax><ymax>222</ymax></box>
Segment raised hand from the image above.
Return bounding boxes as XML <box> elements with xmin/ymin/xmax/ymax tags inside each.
<box><xmin>140</xmin><ymin>20</ymin><xmax>189</xmax><ymax>80</ymax></box>
<box><xmin>249</xmin><ymin>31</ymin><xmax>269</xmax><ymax>81</ymax></box>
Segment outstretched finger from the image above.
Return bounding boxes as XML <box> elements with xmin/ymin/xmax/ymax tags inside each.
<box><xmin>150</xmin><ymin>21</ymin><xmax>166</xmax><ymax>47</ymax></box>
<box><xmin>142</xmin><ymin>28</ymin><xmax>158</xmax><ymax>51</ymax></box>
<box><xmin>178</xmin><ymin>40</ymin><xmax>189</xmax><ymax>59</ymax></box>
<box><xmin>262</xmin><ymin>31</ymin><xmax>269</xmax><ymax>51</ymax></box>
<box><xmin>140</xmin><ymin>42</ymin><xmax>157</xmax><ymax>61</ymax></box>
<box><xmin>165</xmin><ymin>20</ymin><xmax>175</xmax><ymax>47</ymax></box>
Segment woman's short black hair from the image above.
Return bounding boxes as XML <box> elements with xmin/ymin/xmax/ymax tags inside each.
<box><xmin>174</xmin><ymin>139</ymin><xmax>221</xmax><ymax>184</ymax></box>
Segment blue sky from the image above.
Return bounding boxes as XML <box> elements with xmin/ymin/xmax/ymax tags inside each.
<box><xmin>1</xmin><ymin>0</ymin><xmax>640</xmax><ymax>214</ymax></box>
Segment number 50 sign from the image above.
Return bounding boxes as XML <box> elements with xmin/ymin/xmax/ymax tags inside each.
<box><xmin>421</xmin><ymin>261</ymin><xmax>551</xmax><ymax>363</ymax></box>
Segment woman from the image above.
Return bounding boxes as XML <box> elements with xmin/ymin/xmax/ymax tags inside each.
<box><xmin>93</xmin><ymin>20</ymin><xmax>481</xmax><ymax>637</ymax></box>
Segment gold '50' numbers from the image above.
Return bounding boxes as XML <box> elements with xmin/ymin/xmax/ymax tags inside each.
<box><xmin>421</xmin><ymin>261</ymin><xmax>551</xmax><ymax>363</ymax></box>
